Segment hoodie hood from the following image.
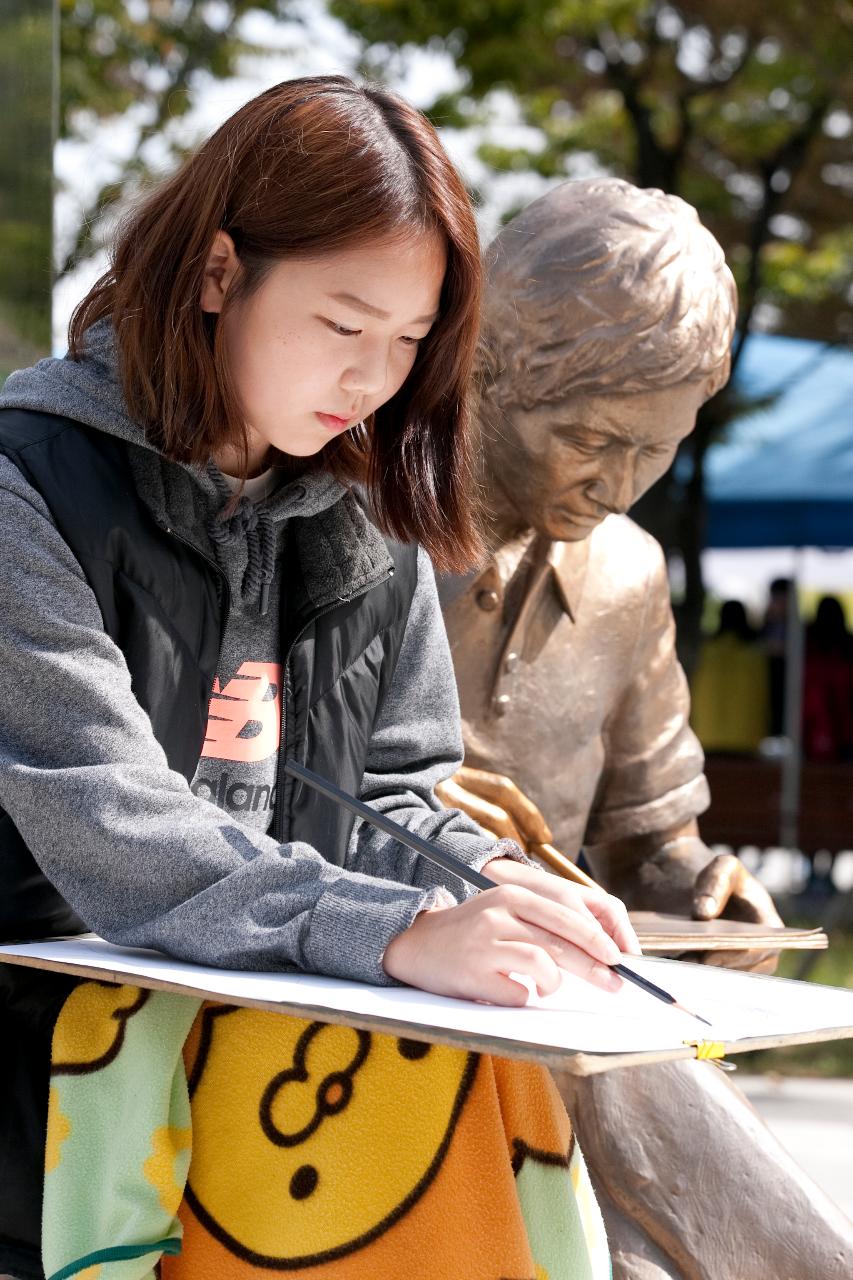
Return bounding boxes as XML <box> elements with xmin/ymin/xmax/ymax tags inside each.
<box><xmin>0</xmin><ymin>319</ymin><xmax>348</xmax><ymax>613</ymax></box>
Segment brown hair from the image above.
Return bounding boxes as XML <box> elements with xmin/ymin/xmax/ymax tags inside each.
<box><xmin>68</xmin><ymin>76</ymin><xmax>483</xmax><ymax>572</ymax></box>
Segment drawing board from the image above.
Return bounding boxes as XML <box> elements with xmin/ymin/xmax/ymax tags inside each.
<box><xmin>2</xmin><ymin>935</ymin><xmax>852</xmax><ymax>1075</ymax></box>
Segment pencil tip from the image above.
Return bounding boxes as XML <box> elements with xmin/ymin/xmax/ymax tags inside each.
<box><xmin>674</xmin><ymin>1001</ymin><xmax>713</xmax><ymax>1027</ymax></box>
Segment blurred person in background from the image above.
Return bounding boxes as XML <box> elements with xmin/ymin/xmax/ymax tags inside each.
<box><xmin>802</xmin><ymin>594</ymin><xmax>853</xmax><ymax>763</ymax></box>
<box><xmin>760</xmin><ymin>576</ymin><xmax>792</xmax><ymax>736</ymax></box>
<box><xmin>691</xmin><ymin>599</ymin><xmax>770</xmax><ymax>754</ymax></box>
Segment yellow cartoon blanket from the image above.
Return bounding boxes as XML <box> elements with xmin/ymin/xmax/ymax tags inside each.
<box><xmin>44</xmin><ymin>982</ymin><xmax>611</xmax><ymax>1280</ymax></box>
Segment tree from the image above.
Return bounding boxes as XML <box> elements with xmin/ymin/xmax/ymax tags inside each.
<box><xmin>0</xmin><ymin>0</ymin><xmax>55</xmax><ymax>373</ymax></box>
<box><xmin>58</xmin><ymin>0</ymin><xmax>302</xmax><ymax>277</ymax></box>
<box><xmin>331</xmin><ymin>0</ymin><xmax>853</xmax><ymax>661</ymax></box>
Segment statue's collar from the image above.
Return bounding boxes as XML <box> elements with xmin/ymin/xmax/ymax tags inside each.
<box><xmin>468</xmin><ymin>530</ymin><xmax>592</xmax><ymax>624</ymax></box>
<box><xmin>546</xmin><ymin>538</ymin><xmax>592</xmax><ymax>623</ymax></box>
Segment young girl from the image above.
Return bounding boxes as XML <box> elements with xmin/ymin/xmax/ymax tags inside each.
<box><xmin>0</xmin><ymin>75</ymin><xmax>637</xmax><ymax>1278</ymax></box>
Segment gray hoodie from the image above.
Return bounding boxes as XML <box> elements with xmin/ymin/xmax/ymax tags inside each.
<box><xmin>0</xmin><ymin>323</ymin><xmax>520</xmax><ymax>985</ymax></box>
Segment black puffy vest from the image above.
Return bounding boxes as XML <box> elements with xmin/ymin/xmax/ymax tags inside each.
<box><xmin>0</xmin><ymin>408</ymin><xmax>418</xmax><ymax>1268</ymax></box>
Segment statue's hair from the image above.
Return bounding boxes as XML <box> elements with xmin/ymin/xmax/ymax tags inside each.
<box><xmin>480</xmin><ymin>177</ymin><xmax>737</xmax><ymax>413</ymax></box>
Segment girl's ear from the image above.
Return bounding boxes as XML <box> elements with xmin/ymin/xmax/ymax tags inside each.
<box><xmin>200</xmin><ymin>230</ymin><xmax>241</xmax><ymax>314</ymax></box>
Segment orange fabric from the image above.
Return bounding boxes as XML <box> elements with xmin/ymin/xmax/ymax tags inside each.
<box><xmin>163</xmin><ymin>1006</ymin><xmax>573</xmax><ymax>1280</ymax></box>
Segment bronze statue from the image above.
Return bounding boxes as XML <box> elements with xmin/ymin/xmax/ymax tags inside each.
<box><xmin>438</xmin><ymin>178</ymin><xmax>853</xmax><ymax>1278</ymax></box>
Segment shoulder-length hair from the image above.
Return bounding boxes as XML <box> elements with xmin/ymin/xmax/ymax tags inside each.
<box><xmin>69</xmin><ymin>75</ymin><xmax>483</xmax><ymax>572</ymax></box>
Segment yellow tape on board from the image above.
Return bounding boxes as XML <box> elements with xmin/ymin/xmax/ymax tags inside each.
<box><xmin>685</xmin><ymin>1039</ymin><xmax>727</xmax><ymax>1061</ymax></box>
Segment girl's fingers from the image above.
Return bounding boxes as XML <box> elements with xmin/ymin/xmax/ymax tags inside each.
<box><xmin>499</xmin><ymin>916</ymin><xmax>623</xmax><ymax>991</ymax></box>
<box><xmin>481</xmin><ymin>866</ymin><xmax>639</xmax><ymax>959</ymax></box>
<box><xmin>501</xmin><ymin>864</ymin><xmax>600</xmax><ymax>920</ymax></box>
<box><xmin>498</xmin><ymin>886</ymin><xmax>621</xmax><ymax>966</ymax></box>
<box><xmin>384</xmin><ymin>886</ymin><xmax>627</xmax><ymax>1006</ymax></box>
<box><xmin>474</xmin><ymin>971</ymin><xmax>532</xmax><ymax>1007</ymax></box>
<box><xmin>552</xmin><ymin>947</ymin><xmax>623</xmax><ymax>992</ymax></box>
<box><xmin>576</xmin><ymin>889</ymin><xmax>642</xmax><ymax>955</ymax></box>
<box><xmin>531</xmin><ymin>877</ymin><xmax>632</xmax><ymax>946</ymax></box>
<box><xmin>488</xmin><ymin>862</ymin><xmax>618</xmax><ymax>937</ymax></box>
<box><xmin>489</xmin><ymin>942</ymin><xmax>562</xmax><ymax>998</ymax></box>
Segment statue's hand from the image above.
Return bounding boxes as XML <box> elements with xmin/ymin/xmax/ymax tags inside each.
<box><xmin>692</xmin><ymin>851</ymin><xmax>784</xmax><ymax>927</ymax></box>
<box><xmin>689</xmin><ymin>851</ymin><xmax>784</xmax><ymax>974</ymax></box>
<box><xmin>594</xmin><ymin>833</ymin><xmax>784</xmax><ymax>973</ymax></box>
<box><xmin>434</xmin><ymin>766</ymin><xmax>552</xmax><ymax>851</ymax></box>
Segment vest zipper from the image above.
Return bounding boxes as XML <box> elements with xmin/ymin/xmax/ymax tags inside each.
<box><xmin>272</xmin><ymin>565</ymin><xmax>395</xmax><ymax>845</ymax></box>
<box><xmin>161</xmin><ymin>523</ymin><xmax>232</xmax><ymax>684</ymax></box>
<box><xmin>165</xmin><ymin>514</ymin><xmax>393</xmax><ymax>849</ymax></box>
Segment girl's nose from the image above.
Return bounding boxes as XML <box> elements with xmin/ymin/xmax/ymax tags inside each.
<box><xmin>340</xmin><ymin>348</ymin><xmax>388</xmax><ymax>397</ymax></box>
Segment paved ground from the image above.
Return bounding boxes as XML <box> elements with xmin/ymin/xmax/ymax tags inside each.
<box><xmin>738</xmin><ymin>1075</ymin><xmax>853</xmax><ymax>1221</ymax></box>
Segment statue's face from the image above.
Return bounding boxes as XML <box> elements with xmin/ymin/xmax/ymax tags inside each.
<box><xmin>492</xmin><ymin>381</ymin><xmax>708</xmax><ymax>541</ymax></box>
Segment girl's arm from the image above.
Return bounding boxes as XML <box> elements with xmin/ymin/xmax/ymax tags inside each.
<box><xmin>0</xmin><ymin>459</ymin><xmax>450</xmax><ymax>985</ymax></box>
<box><xmin>0</xmin><ymin>465</ymin><xmax>636</xmax><ymax>1003</ymax></box>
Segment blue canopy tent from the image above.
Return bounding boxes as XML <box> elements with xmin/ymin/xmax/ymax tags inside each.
<box><xmin>706</xmin><ymin>334</ymin><xmax>853</xmax><ymax>550</ymax></box>
<box><xmin>703</xmin><ymin>333</ymin><xmax>853</xmax><ymax>849</ymax></box>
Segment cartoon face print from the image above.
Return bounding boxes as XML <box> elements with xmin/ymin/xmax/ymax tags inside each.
<box><xmin>184</xmin><ymin>1008</ymin><xmax>475</xmax><ymax>1266</ymax></box>
<box><xmin>51</xmin><ymin>982</ymin><xmax>149</xmax><ymax>1074</ymax></box>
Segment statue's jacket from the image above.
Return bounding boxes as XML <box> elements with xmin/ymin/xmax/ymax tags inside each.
<box><xmin>441</xmin><ymin>519</ymin><xmax>710</xmax><ymax>858</ymax></box>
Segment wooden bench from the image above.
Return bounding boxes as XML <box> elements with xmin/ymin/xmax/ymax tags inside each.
<box><xmin>702</xmin><ymin>758</ymin><xmax>853</xmax><ymax>854</ymax></box>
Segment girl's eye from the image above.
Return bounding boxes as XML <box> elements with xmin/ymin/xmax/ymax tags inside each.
<box><xmin>322</xmin><ymin>318</ymin><xmax>425</xmax><ymax>346</ymax></box>
<box><xmin>323</xmin><ymin>319</ymin><xmax>361</xmax><ymax>337</ymax></box>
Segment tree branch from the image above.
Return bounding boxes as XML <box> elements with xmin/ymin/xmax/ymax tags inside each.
<box><xmin>58</xmin><ymin>0</ymin><xmax>256</xmax><ymax>279</ymax></box>
<box><xmin>677</xmin><ymin>35</ymin><xmax>756</xmax><ymax>102</ymax></box>
<box><xmin>731</xmin><ymin>94</ymin><xmax>832</xmax><ymax>374</ymax></box>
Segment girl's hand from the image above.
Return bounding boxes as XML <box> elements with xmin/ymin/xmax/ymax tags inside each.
<box><xmin>382</xmin><ymin>859</ymin><xmax>641</xmax><ymax>1006</ymax></box>
<box><xmin>485</xmin><ymin>856</ymin><xmax>642</xmax><ymax>955</ymax></box>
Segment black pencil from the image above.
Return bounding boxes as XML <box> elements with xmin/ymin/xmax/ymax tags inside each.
<box><xmin>610</xmin><ymin>963</ymin><xmax>712</xmax><ymax>1026</ymax></box>
<box><xmin>285</xmin><ymin>759</ymin><xmax>712</xmax><ymax>1026</ymax></box>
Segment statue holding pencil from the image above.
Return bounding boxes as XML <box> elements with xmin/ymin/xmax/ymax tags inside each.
<box><xmin>437</xmin><ymin>178</ymin><xmax>853</xmax><ymax>1279</ymax></box>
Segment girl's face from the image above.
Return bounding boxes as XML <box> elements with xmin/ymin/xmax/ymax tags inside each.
<box><xmin>201</xmin><ymin>230</ymin><xmax>447</xmax><ymax>475</ymax></box>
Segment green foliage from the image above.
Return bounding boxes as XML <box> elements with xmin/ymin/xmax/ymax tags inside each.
<box><xmin>61</xmin><ymin>0</ymin><xmax>261</xmax><ymax>127</ymax></box>
<box><xmin>331</xmin><ymin>0</ymin><xmax>853</xmax><ymax>663</ymax></box>
<box><xmin>56</xmin><ymin>1</ymin><xmax>853</xmax><ymax>341</ymax></box>
<box><xmin>0</xmin><ymin>2</ymin><xmax>54</xmax><ymax>357</ymax></box>
<box><xmin>762</xmin><ymin>229</ymin><xmax>853</xmax><ymax>306</ymax></box>
<box><xmin>58</xmin><ymin>0</ymin><xmax>297</xmax><ymax>274</ymax></box>
<box><xmin>332</xmin><ymin>0</ymin><xmax>853</xmax><ymax>343</ymax></box>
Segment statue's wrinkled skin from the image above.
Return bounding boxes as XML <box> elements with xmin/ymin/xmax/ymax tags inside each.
<box><xmin>438</xmin><ymin>178</ymin><xmax>853</xmax><ymax>1278</ymax></box>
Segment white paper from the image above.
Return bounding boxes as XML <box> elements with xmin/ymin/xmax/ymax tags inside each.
<box><xmin>1</xmin><ymin>935</ymin><xmax>852</xmax><ymax>1061</ymax></box>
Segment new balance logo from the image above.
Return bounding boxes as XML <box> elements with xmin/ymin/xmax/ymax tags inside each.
<box><xmin>191</xmin><ymin>772</ymin><xmax>277</xmax><ymax>813</ymax></box>
<box><xmin>201</xmin><ymin>661</ymin><xmax>283</xmax><ymax>763</ymax></box>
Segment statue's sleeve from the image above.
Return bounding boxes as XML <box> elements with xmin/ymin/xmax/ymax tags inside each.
<box><xmin>584</xmin><ymin>541</ymin><xmax>709</xmax><ymax>846</ymax></box>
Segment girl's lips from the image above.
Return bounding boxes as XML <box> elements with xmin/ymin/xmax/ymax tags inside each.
<box><xmin>315</xmin><ymin>412</ymin><xmax>352</xmax><ymax>433</ymax></box>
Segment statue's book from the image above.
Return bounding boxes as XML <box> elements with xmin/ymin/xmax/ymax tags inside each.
<box><xmin>629</xmin><ymin>912</ymin><xmax>827</xmax><ymax>952</ymax></box>
<box><xmin>1</xmin><ymin>935</ymin><xmax>850</xmax><ymax>1076</ymax></box>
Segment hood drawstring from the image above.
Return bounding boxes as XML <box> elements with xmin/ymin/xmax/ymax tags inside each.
<box><xmin>206</xmin><ymin>468</ymin><xmax>276</xmax><ymax>616</ymax></box>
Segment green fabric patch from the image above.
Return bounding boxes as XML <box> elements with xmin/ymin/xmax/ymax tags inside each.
<box><xmin>515</xmin><ymin>1144</ymin><xmax>611</xmax><ymax>1280</ymax></box>
<box><xmin>47</xmin><ymin>1236</ymin><xmax>182</xmax><ymax>1280</ymax></box>
<box><xmin>43</xmin><ymin>985</ymin><xmax>201</xmax><ymax>1280</ymax></box>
